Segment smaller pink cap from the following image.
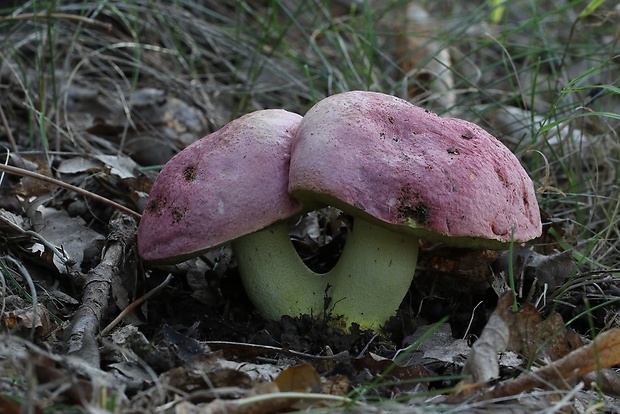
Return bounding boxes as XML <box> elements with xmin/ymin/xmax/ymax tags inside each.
<box><xmin>289</xmin><ymin>91</ymin><xmax>541</xmax><ymax>248</ymax></box>
<box><xmin>138</xmin><ymin>109</ymin><xmax>303</xmax><ymax>263</ymax></box>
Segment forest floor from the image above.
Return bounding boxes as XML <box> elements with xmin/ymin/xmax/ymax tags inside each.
<box><xmin>0</xmin><ymin>1</ymin><xmax>619</xmax><ymax>412</ymax></box>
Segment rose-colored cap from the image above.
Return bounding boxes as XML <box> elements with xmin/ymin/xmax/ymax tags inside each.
<box><xmin>289</xmin><ymin>91</ymin><xmax>541</xmax><ymax>248</ymax></box>
<box><xmin>138</xmin><ymin>109</ymin><xmax>303</xmax><ymax>263</ymax></box>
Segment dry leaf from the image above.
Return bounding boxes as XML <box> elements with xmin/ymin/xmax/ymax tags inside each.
<box><xmin>322</xmin><ymin>374</ymin><xmax>350</xmax><ymax>396</ymax></box>
<box><xmin>2</xmin><ymin>304</ymin><xmax>55</xmax><ymax>339</ymax></box>
<box><xmin>468</xmin><ymin>292</ymin><xmax>584</xmax><ymax>376</ymax></box>
<box><xmin>94</xmin><ymin>154</ymin><xmax>140</xmax><ymax>180</ymax></box>
<box><xmin>29</xmin><ymin>206</ymin><xmax>105</xmax><ymax>273</ymax></box>
<box><xmin>0</xmin><ymin>208</ymin><xmax>29</xmax><ymax>235</ymax></box>
<box><xmin>162</xmin><ymin>353</ymin><xmax>253</xmax><ymax>397</ymax></box>
<box><xmin>455</xmin><ymin>291</ymin><xmax>615</xmax><ymax>402</ymax></box>
<box><xmin>461</xmin><ymin>307</ymin><xmax>510</xmax><ymax>384</ymax></box>
<box><xmin>496</xmin><ymin>299</ymin><xmax>584</xmax><ymax>361</ymax></box>
<box><xmin>56</xmin><ymin>157</ymin><xmax>102</xmax><ymax>175</ymax></box>
<box><xmin>10</xmin><ymin>153</ymin><xmax>56</xmax><ymax>198</ymax></box>
<box><xmin>401</xmin><ymin>323</ymin><xmax>471</xmax><ymax>374</ymax></box>
<box><xmin>492</xmin><ymin>248</ymin><xmax>576</xmax><ymax>306</ymax></box>
<box><xmin>485</xmin><ymin>328</ymin><xmax>620</xmax><ymax>399</ymax></box>
<box><xmin>274</xmin><ymin>363</ymin><xmax>322</xmax><ymax>393</ymax></box>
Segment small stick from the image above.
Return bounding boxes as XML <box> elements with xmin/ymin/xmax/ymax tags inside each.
<box><xmin>0</xmin><ymin>163</ymin><xmax>141</xmax><ymax>219</ymax></box>
<box><xmin>99</xmin><ymin>273</ymin><xmax>173</xmax><ymax>337</ymax></box>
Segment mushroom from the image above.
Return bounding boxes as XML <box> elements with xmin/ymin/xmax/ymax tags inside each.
<box><xmin>233</xmin><ymin>91</ymin><xmax>542</xmax><ymax>330</ymax></box>
<box><xmin>138</xmin><ymin>93</ymin><xmax>541</xmax><ymax>332</ymax></box>
<box><xmin>137</xmin><ymin>109</ymin><xmax>303</xmax><ymax>264</ymax></box>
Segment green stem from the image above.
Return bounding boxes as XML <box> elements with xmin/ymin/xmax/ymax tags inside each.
<box><xmin>233</xmin><ymin>217</ymin><xmax>419</xmax><ymax>330</ymax></box>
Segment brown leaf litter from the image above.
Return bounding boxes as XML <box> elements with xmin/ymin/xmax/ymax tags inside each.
<box><xmin>453</xmin><ymin>292</ymin><xmax>620</xmax><ymax>402</ymax></box>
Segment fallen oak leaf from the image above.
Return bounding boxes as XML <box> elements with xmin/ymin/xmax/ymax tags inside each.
<box><xmin>0</xmin><ymin>208</ymin><xmax>28</xmax><ymax>236</ymax></box>
<box><xmin>492</xmin><ymin>248</ymin><xmax>576</xmax><ymax>307</ymax></box>
<box><xmin>465</xmin><ymin>290</ymin><xmax>585</xmax><ymax>379</ymax></box>
<box><xmin>0</xmin><ymin>206</ymin><xmax>75</xmax><ymax>270</ymax></box>
<box><xmin>94</xmin><ymin>154</ymin><xmax>141</xmax><ymax>180</ymax></box>
<box><xmin>0</xmin><ymin>334</ymin><xmax>123</xmax><ymax>409</ymax></box>
<box><xmin>481</xmin><ymin>327</ymin><xmax>620</xmax><ymax>400</ymax></box>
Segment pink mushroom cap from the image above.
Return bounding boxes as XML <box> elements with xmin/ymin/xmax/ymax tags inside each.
<box><xmin>138</xmin><ymin>109</ymin><xmax>303</xmax><ymax>263</ymax></box>
<box><xmin>289</xmin><ymin>91</ymin><xmax>542</xmax><ymax>248</ymax></box>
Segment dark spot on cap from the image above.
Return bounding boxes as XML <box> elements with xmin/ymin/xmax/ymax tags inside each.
<box><xmin>447</xmin><ymin>148</ymin><xmax>459</xmax><ymax>155</ymax></box>
<box><xmin>397</xmin><ymin>185</ymin><xmax>430</xmax><ymax>226</ymax></box>
<box><xmin>388</xmin><ymin>115</ymin><xmax>395</xmax><ymax>124</ymax></box>
<box><xmin>183</xmin><ymin>165</ymin><xmax>198</xmax><ymax>181</ymax></box>
<box><xmin>494</xmin><ymin>166</ymin><xmax>508</xmax><ymax>187</ymax></box>
<box><xmin>461</xmin><ymin>134</ymin><xmax>472</xmax><ymax>140</ymax></box>
<box><xmin>145</xmin><ymin>195</ymin><xmax>167</xmax><ymax>216</ymax></box>
<box><xmin>145</xmin><ymin>199</ymin><xmax>158</xmax><ymax>213</ymax></box>
<box><xmin>170</xmin><ymin>207</ymin><xmax>186</xmax><ymax>224</ymax></box>
<box><xmin>398</xmin><ymin>203</ymin><xmax>430</xmax><ymax>226</ymax></box>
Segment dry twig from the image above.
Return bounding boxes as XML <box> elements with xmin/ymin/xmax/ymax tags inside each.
<box><xmin>64</xmin><ymin>213</ymin><xmax>137</xmax><ymax>364</ymax></box>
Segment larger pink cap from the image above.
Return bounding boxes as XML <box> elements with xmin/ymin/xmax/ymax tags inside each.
<box><xmin>289</xmin><ymin>91</ymin><xmax>541</xmax><ymax>248</ymax></box>
<box><xmin>138</xmin><ymin>109</ymin><xmax>303</xmax><ymax>263</ymax></box>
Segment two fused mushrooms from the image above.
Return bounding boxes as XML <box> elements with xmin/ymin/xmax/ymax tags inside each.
<box><xmin>137</xmin><ymin>91</ymin><xmax>542</xmax><ymax>331</ymax></box>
